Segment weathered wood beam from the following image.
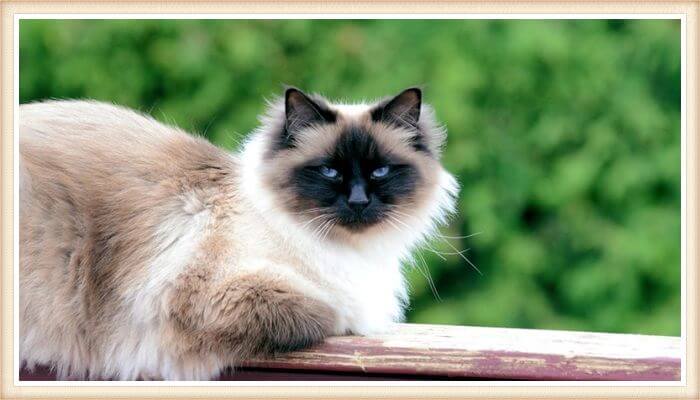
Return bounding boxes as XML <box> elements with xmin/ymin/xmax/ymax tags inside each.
<box><xmin>19</xmin><ymin>323</ymin><xmax>682</xmax><ymax>381</ymax></box>
<box><xmin>241</xmin><ymin>323</ymin><xmax>681</xmax><ymax>381</ymax></box>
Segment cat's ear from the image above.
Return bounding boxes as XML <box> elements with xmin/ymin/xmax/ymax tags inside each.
<box><xmin>371</xmin><ymin>87</ymin><xmax>422</xmax><ymax>128</ymax></box>
<box><xmin>284</xmin><ymin>88</ymin><xmax>335</xmax><ymax>138</ymax></box>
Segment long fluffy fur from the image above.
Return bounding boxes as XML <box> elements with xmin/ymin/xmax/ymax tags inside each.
<box><xmin>19</xmin><ymin>95</ymin><xmax>458</xmax><ymax>380</ymax></box>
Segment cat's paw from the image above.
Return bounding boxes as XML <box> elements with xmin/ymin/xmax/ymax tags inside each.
<box><xmin>231</xmin><ymin>275</ymin><xmax>336</xmax><ymax>355</ymax></box>
<box><xmin>170</xmin><ymin>271</ymin><xmax>336</xmax><ymax>359</ymax></box>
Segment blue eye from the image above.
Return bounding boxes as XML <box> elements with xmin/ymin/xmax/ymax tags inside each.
<box><xmin>371</xmin><ymin>166</ymin><xmax>390</xmax><ymax>178</ymax></box>
<box><xmin>319</xmin><ymin>166</ymin><xmax>339</xmax><ymax>179</ymax></box>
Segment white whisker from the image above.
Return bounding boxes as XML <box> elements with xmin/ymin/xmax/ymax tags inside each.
<box><xmin>383</xmin><ymin>214</ymin><xmax>442</xmax><ymax>301</ymax></box>
<box><xmin>415</xmin><ymin>250</ymin><xmax>441</xmax><ymax>302</ymax></box>
<box><xmin>387</xmin><ymin>205</ymin><xmax>483</xmax><ymax>276</ymax></box>
<box><xmin>442</xmin><ymin>239</ymin><xmax>483</xmax><ymax>276</ymax></box>
<box><xmin>435</xmin><ymin>232</ymin><xmax>483</xmax><ymax>240</ymax></box>
<box><xmin>300</xmin><ymin>213</ymin><xmax>329</xmax><ymax>230</ymax></box>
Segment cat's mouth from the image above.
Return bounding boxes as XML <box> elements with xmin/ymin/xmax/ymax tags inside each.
<box><xmin>295</xmin><ymin>207</ymin><xmax>386</xmax><ymax>237</ymax></box>
<box><xmin>335</xmin><ymin>214</ymin><xmax>383</xmax><ymax>231</ymax></box>
<box><xmin>331</xmin><ymin>201</ymin><xmax>387</xmax><ymax>232</ymax></box>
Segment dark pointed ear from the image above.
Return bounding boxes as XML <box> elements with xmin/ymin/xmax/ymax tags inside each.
<box><xmin>371</xmin><ymin>87</ymin><xmax>422</xmax><ymax>128</ymax></box>
<box><xmin>284</xmin><ymin>88</ymin><xmax>335</xmax><ymax>139</ymax></box>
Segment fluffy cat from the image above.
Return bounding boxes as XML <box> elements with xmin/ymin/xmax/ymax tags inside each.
<box><xmin>19</xmin><ymin>87</ymin><xmax>458</xmax><ymax>380</ymax></box>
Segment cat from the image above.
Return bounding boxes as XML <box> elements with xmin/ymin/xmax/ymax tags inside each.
<box><xmin>19</xmin><ymin>87</ymin><xmax>459</xmax><ymax>380</ymax></box>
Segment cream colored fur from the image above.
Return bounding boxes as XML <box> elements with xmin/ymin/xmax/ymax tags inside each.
<box><xmin>19</xmin><ymin>97</ymin><xmax>458</xmax><ymax>380</ymax></box>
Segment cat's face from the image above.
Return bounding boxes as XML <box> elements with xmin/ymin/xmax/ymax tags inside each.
<box><xmin>259</xmin><ymin>87</ymin><xmax>455</xmax><ymax>241</ymax></box>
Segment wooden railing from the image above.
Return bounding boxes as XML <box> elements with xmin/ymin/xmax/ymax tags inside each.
<box><xmin>20</xmin><ymin>323</ymin><xmax>682</xmax><ymax>381</ymax></box>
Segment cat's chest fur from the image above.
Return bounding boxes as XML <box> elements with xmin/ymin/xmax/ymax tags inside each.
<box><xmin>276</xmin><ymin>237</ymin><xmax>407</xmax><ymax>335</ymax></box>
<box><xmin>230</xmin><ymin>193</ymin><xmax>408</xmax><ymax>336</ymax></box>
<box><xmin>310</xmin><ymin>250</ymin><xmax>407</xmax><ymax>335</ymax></box>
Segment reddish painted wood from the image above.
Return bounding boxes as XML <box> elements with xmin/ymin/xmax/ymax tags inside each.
<box><xmin>19</xmin><ymin>323</ymin><xmax>682</xmax><ymax>381</ymax></box>
<box><xmin>242</xmin><ymin>324</ymin><xmax>681</xmax><ymax>381</ymax></box>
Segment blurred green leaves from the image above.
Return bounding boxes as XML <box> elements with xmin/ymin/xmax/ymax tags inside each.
<box><xmin>20</xmin><ymin>19</ymin><xmax>681</xmax><ymax>335</ymax></box>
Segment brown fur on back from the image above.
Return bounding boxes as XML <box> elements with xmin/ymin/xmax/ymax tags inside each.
<box><xmin>19</xmin><ymin>100</ymin><xmax>336</xmax><ymax>380</ymax></box>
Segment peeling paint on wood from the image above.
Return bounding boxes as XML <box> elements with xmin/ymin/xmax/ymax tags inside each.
<box><xmin>241</xmin><ymin>323</ymin><xmax>681</xmax><ymax>381</ymax></box>
<box><xmin>20</xmin><ymin>323</ymin><xmax>681</xmax><ymax>381</ymax></box>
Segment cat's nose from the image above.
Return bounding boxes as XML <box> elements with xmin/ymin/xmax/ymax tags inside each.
<box><xmin>348</xmin><ymin>183</ymin><xmax>369</xmax><ymax>210</ymax></box>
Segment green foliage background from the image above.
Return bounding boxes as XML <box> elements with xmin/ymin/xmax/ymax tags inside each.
<box><xmin>19</xmin><ymin>19</ymin><xmax>681</xmax><ymax>336</ymax></box>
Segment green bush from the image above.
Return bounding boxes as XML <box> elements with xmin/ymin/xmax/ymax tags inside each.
<box><xmin>20</xmin><ymin>19</ymin><xmax>681</xmax><ymax>335</ymax></box>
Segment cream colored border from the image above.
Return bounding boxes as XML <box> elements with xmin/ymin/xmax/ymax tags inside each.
<box><xmin>1</xmin><ymin>1</ymin><xmax>697</xmax><ymax>399</ymax></box>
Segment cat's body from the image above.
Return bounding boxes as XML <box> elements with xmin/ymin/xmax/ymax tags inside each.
<box><xmin>19</xmin><ymin>89</ymin><xmax>458</xmax><ymax>380</ymax></box>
